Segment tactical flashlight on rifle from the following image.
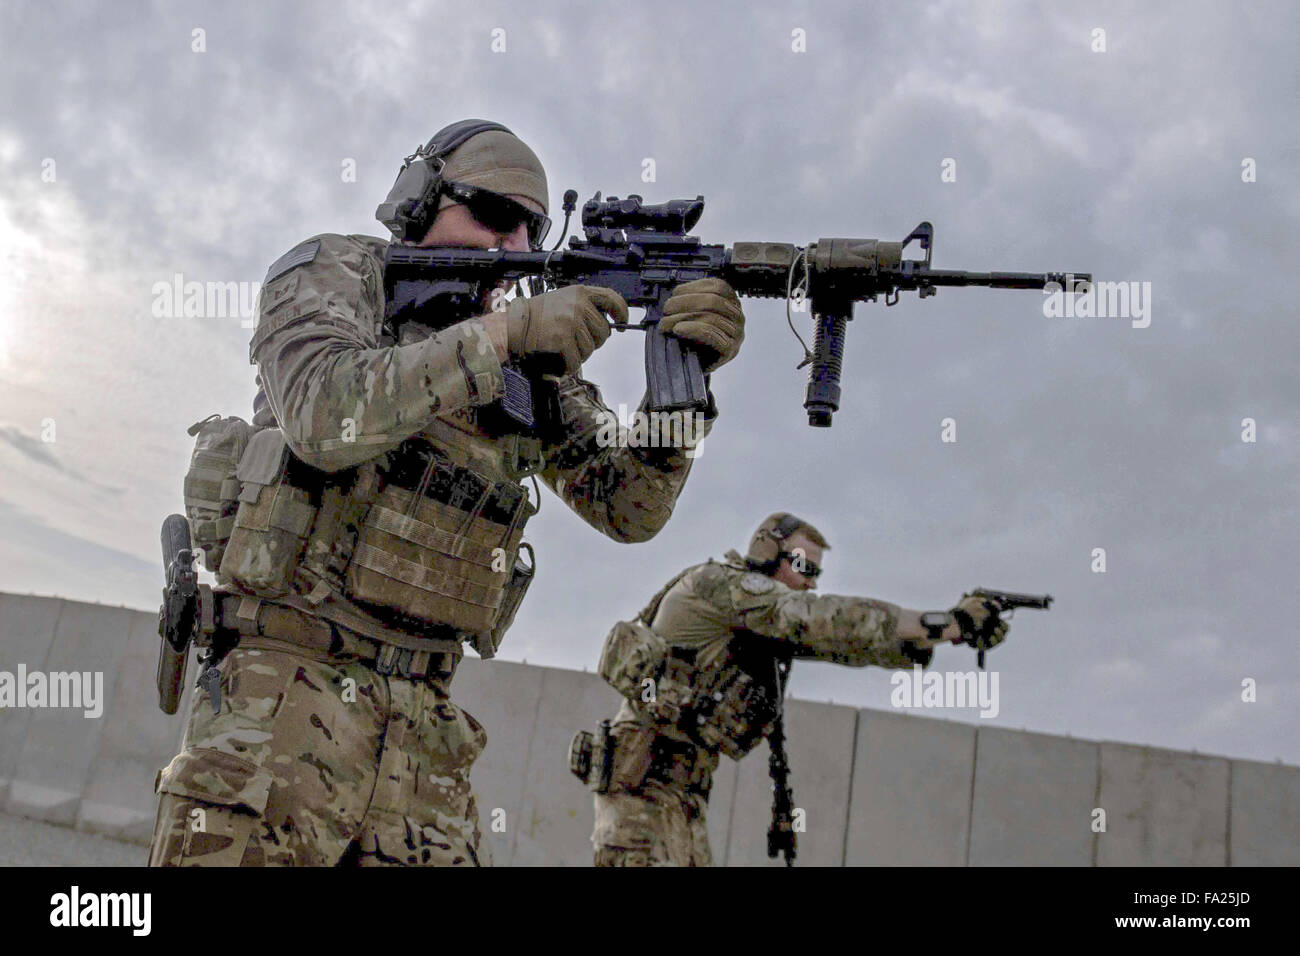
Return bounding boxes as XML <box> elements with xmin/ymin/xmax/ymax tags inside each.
<box><xmin>962</xmin><ymin>587</ymin><xmax>1054</xmax><ymax>668</ymax></box>
<box><xmin>383</xmin><ymin>190</ymin><xmax>1090</xmax><ymax>428</ymax></box>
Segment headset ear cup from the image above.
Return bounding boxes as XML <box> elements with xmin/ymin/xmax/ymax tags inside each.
<box><xmin>747</xmin><ymin>523</ymin><xmax>780</xmax><ymax>565</ymax></box>
<box><xmin>745</xmin><ymin>512</ymin><xmax>809</xmax><ymax>568</ymax></box>
<box><xmin>376</xmin><ymin>119</ymin><xmax>515</xmax><ymax>240</ymax></box>
<box><xmin>751</xmin><ymin>532</ymin><xmax>777</xmax><ymax>565</ymax></box>
<box><xmin>377</xmin><ymin>160</ymin><xmax>439</xmax><ymax>240</ymax></box>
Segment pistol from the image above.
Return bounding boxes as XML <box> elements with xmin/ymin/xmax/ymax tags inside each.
<box><xmin>962</xmin><ymin>588</ymin><xmax>1054</xmax><ymax>667</ymax></box>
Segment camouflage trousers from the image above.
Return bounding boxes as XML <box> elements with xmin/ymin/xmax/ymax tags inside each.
<box><xmin>148</xmin><ymin>638</ymin><xmax>488</xmax><ymax>866</ymax></box>
<box><xmin>592</xmin><ymin>782</ymin><xmax>712</xmax><ymax>866</ymax></box>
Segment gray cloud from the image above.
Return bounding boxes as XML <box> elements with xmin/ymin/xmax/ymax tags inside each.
<box><xmin>0</xmin><ymin>425</ymin><xmax>65</xmax><ymax>471</ymax></box>
<box><xmin>1</xmin><ymin>0</ymin><xmax>1296</xmax><ymax>764</ymax></box>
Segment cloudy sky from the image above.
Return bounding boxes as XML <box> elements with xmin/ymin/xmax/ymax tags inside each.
<box><xmin>1</xmin><ymin>0</ymin><xmax>1296</xmax><ymax>764</ymax></box>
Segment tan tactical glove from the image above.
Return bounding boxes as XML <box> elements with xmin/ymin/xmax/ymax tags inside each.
<box><xmin>950</xmin><ymin>595</ymin><xmax>1010</xmax><ymax>652</ymax></box>
<box><xmin>506</xmin><ymin>285</ymin><xmax>626</xmax><ymax>376</ymax></box>
<box><xmin>658</xmin><ymin>278</ymin><xmax>745</xmax><ymax>372</ymax></box>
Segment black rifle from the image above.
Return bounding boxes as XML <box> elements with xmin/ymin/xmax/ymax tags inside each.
<box><xmin>766</xmin><ymin>654</ymin><xmax>796</xmax><ymax>866</ymax></box>
<box><xmin>962</xmin><ymin>587</ymin><xmax>1054</xmax><ymax>668</ymax></box>
<box><xmin>384</xmin><ymin>190</ymin><xmax>1090</xmax><ymax>427</ymax></box>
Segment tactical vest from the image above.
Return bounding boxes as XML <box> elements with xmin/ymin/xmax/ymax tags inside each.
<box><xmin>181</xmin><ymin>410</ymin><xmax>538</xmax><ymax>659</ymax></box>
<box><xmin>597</xmin><ymin>565</ymin><xmax>787</xmax><ymax>760</ymax></box>
<box><xmin>661</xmin><ymin>634</ymin><xmax>786</xmax><ymax>760</ymax></box>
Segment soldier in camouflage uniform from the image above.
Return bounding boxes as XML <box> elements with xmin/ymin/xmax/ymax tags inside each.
<box><xmin>582</xmin><ymin>512</ymin><xmax>1010</xmax><ymax>866</ymax></box>
<box><xmin>148</xmin><ymin>119</ymin><xmax>745</xmax><ymax>866</ymax></box>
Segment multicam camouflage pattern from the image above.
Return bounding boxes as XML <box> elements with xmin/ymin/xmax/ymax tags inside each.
<box><xmin>149</xmin><ymin>642</ymin><xmax>487</xmax><ymax>866</ymax></box>
<box><xmin>237</xmin><ymin>232</ymin><xmax>711</xmax><ymax>642</ymax></box>
<box><xmin>593</xmin><ymin>784</ymin><xmax>711</xmax><ymax>867</ymax></box>
<box><xmin>647</xmin><ymin>551</ymin><xmax>916</xmax><ymax>670</ymax></box>
<box><xmin>251</xmin><ymin>233</ymin><xmax>709</xmax><ymax>534</ymax></box>
<box><xmin>252</xmin><ymin>234</ymin><xmax>500</xmax><ymax>471</ymax></box>
<box><xmin>181</xmin><ymin>415</ymin><xmax>254</xmax><ymax>578</ymax></box>
<box><xmin>593</xmin><ymin>550</ymin><xmax>918</xmax><ymax>866</ymax></box>
<box><xmin>153</xmin><ymin>231</ymin><xmax>711</xmax><ymax>865</ymax></box>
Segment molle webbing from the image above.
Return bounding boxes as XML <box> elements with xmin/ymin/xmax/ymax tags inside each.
<box><xmin>183</xmin><ymin>467</ymin><xmax>242</xmax><ymax>513</ymax></box>
<box><xmin>182</xmin><ymin>415</ymin><xmax>255</xmax><ymax>574</ymax></box>
<box><xmin>247</xmin><ymin>486</ymin><xmax>315</xmax><ymax>536</ymax></box>
<box><xmin>342</xmin><ymin>441</ymin><xmax>533</xmax><ymax>639</ymax></box>
<box><xmin>215</xmin><ymin>427</ymin><xmax>535</xmax><ymax>657</ymax></box>
<box><xmin>667</xmin><ymin>633</ymin><xmax>783</xmax><ymax>760</ymax></box>
<box><xmin>383</xmin><ymin>437</ymin><xmax>529</xmax><ymax>523</ymax></box>
<box><xmin>351</xmin><ymin>539</ymin><xmax>507</xmax><ymax>609</ymax></box>
<box><xmin>363</xmin><ymin>499</ymin><xmax>511</xmax><ymax>570</ymax></box>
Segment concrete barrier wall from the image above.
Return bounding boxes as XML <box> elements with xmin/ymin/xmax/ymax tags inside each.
<box><xmin>845</xmin><ymin>710</ymin><xmax>975</xmax><ymax>866</ymax></box>
<box><xmin>1095</xmin><ymin>743</ymin><xmax>1229</xmax><ymax>867</ymax></box>
<box><xmin>969</xmin><ymin>727</ymin><xmax>1100</xmax><ymax>865</ymax></box>
<box><xmin>0</xmin><ymin>595</ymin><xmax>62</xmax><ymax>809</ymax></box>
<box><xmin>1</xmin><ymin>594</ymin><xmax>1297</xmax><ymax>865</ymax></box>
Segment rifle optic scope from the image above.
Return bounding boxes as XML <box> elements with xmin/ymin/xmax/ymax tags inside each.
<box><xmin>582</xmin><ymin>193</ymin><xmax>704</xmax><ymax>234</ymax></box>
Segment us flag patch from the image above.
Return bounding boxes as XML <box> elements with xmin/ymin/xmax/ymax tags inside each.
<box><xmin>264</xmin><ymin>239</ymin><xmax>321</xmax><ymax>283</ymax></box>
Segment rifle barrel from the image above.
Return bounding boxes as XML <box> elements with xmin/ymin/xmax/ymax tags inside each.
<box><xmin>921</xmin><ymin>269</ymin><xmax>1090</xmax><ymax>289</ymax></box>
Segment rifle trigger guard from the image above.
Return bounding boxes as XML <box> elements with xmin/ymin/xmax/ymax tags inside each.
<box><xmin>884</xmin><ymin>288</ymin><xmax>900</xmax><ymax>307</ymax></box>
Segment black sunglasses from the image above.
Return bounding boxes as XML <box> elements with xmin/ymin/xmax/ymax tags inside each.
<box><xmin>778</xmin><ymin>551</ymin><xmax>822</xmax><ymax>580</ymax></box>
<box><xmin>441</xmin><ymin>181</ymin><xmax>551</xmax><ymax>248</ymax></box>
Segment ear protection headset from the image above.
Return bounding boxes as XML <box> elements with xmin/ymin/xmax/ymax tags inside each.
<box><xmin>375</xmin><ymin>119</ymin><xmax>514</xmax><ymax>242</ymax></box>
<box><xmin>746</xmin><ymin>513</ymin><xmax>808</xmax><ymax>571</ymax></box>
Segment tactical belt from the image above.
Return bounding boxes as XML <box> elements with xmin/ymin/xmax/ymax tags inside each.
<box><xmin>209</xmin><ymin>592</ymin><xmax>458</xmax><ymax>683</ymax></box>
<box><xmin>643</xmin><ymin>736</ymin><xmax>712</xmax><ymax>795</ymax></box>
